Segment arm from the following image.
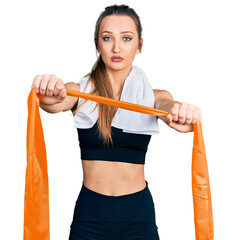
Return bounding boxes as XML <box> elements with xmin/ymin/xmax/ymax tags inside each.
<box><xmin>38</xmin><ymin>82</ymin><xmax>80</xmax><ymax>113</ymax></box>
<box><xmin>153</xmin><ymin>89</ymin><xmax>175</xmax><ymax>112</ymax></box>
<box><xmin>32</xmin><ymin>74</ymin><xmax>80</xmax><ymax>113</ymax></box>
<box><xmin>153</xmin><ymin>89</ymin><xmax>202</xmax><ymax>133</ymax></box>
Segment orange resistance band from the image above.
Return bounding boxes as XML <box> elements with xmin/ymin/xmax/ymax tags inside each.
<box><xmin>24</xmin><ymin>88</ymin><xmax>214</xmax><ymax>240</ymax></box>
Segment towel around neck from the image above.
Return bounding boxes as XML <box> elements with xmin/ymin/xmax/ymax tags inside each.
<box><xmin>73</xmin><ymin>65</ymin><xmax>159</xmax><ymax>135</ymax></box>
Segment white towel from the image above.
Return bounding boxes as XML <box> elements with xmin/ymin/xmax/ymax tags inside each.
<box><xmin>73</xmin><ymin>65</ymin><xmax>159</xmax><ymax>135</ymax></box>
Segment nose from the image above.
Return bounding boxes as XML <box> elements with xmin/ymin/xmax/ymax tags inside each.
<box><xmin>112</xmin><ymin>39</ymin><xmax>121</xmax><ymax>53</ymax></box>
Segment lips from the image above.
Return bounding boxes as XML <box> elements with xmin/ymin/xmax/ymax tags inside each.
<box><xmin>111</xmin><ymin>56</ymin><xmax>123</xmax><ymax>61</ymax></box>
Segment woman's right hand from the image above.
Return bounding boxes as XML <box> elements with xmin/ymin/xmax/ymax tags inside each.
<box><xmin>31</xmin><ymin>74</ymin><xmax>67</xmax><ymax>105</ymax></box>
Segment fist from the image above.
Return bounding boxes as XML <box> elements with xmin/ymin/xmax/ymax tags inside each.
<box><xmin>31</xmin><ymin>74</ymin><xmax>67</xmax><ymax>104</ymax></box>
<box><xmin>165</xmin><ymin>102</ymin><xmax>202</xmax><ymax>132</ymax></box>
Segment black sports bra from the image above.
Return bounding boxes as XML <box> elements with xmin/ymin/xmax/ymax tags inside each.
<box><xmin>77</xmin><ymin>120</ymin><xmax>151</xmax><ymax>165</ymax></box>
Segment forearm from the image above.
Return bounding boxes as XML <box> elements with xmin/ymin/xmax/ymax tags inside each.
<box><xmin>156</xmin><ymin>100</ymin><xmax>176</xmax><ymax>113</ymax></box>
<box><xmin>39</xmin><ymin>101</ymin><xmax>66</xmax><ymax>113</ymax></box>
<box><xmin>154</xmin><ymin>89</ymin><xmax>177</xmax><ymax>113</ymax></box>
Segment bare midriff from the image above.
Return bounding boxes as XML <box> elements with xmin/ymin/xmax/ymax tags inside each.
<box><xmin>81</xmin><ymin>160</ymin><xmax>146</xmax><ymax>196</ymax></box>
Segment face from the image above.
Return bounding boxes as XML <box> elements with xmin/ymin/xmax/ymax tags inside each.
<box><xmin>97</xmin><ymin>15</ymin><xmax>143</xmax><ymax>71</ymax></box>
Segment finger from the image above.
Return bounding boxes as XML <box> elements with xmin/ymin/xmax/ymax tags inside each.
<box><xmin>178</xmin><ymin>102</ymin><xmax>187</xmax><ymax>124</ymax></box>
<box><xmin>53</xmin><ymin>78</ymin><xmax>65</xmax><ymax>97</ymax></box>
<box><xmin>58</xmin><ymin>88</ymin><xmax>67</xmax><ymax>99</ymax></box>
<box><xmin>192</xmin><ymin>107</ymin><xmax>201</xmax><ymax>124</ymax></box>
<box><xmin>166</xmin><ymin>114</ymin><xmax>173</xmax><ymax>123</ymax></box>
<box><xmin>170</xmin><ymin>103</ymin><xmax>180</xmax><ymax>122</ymax></box>
<box><xmin>46</xmin><ymin>74</ymin><xmax>58</xmax><ymax>96</ymax></box>
<box><xmin>32</xmin><ymin>75</ymin><xmax>42</xmax><ymax>93</ymax></box>
<box><xmin>185</xmin><ymin>104</ymin><xmax>193</xmax><ymax>125</ymax></box>
<box><xmin>39</xmin><ymin>74</ymin><xmax>50</xmax><ymax>96</ymax></box>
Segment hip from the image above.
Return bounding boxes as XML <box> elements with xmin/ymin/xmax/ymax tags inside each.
<box><xmin>69</xmin><ymin>180</ymin><xmax>160</xmax><ymax>239</ymax></box>
<box><xmin>72</xmin><ymin>180</ymin><xmax>156</xmax><ymax>223</ymax></box>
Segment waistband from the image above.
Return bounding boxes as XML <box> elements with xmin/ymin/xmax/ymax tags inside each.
<box><xmin>81</xmin><ymin>180</ymin><xmax>148</xmax><ymax>200</ymax></box>
<box><xmin>75</xmin><ymin>180</ymin><xmax>156</xmax><ymax>222</ymax></box>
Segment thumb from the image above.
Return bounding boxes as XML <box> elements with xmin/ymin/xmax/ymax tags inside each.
<box><xmin>158</xmin><ymin>113</ymin><xmax>172</xmax><ymax>124</ymax></box>
<box><xmin>166</xmin><ymin>114</ymin><xmax>173</xmax><ymax>123</ymax></box>
<box><xmin>58</xmin><ymin>88</ymin><xmax>67</xmax><ymax>100</ymax></box>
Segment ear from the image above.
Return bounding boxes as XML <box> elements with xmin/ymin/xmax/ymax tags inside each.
<box><xmin>137</xmin><ymin>38</ymin><xmax>143</xmax><ymax>54</ymax></box>
<box><xmin>97</xmin><ymin>47</ymin><xmax>101</xmax><ymax>55</ymax></box>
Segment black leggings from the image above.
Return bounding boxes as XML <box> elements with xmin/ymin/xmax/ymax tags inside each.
<box><xmin>69</xmin><ymin>180</ymin><xmax>160</xmax><ymax>240</ymax></box>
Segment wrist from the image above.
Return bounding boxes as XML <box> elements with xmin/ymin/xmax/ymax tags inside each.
<box><xmin>158</xmin><ymin>100</ymin><xmax>180</xmax><ymax>113</ymax></box>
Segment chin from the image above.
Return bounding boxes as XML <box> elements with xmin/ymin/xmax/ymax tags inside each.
<box><xmin>106</xmin><ymin>62</ymin><xmax>130</xmax><ymax>71</ymax></box>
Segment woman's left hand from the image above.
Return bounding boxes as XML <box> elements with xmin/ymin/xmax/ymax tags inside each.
<box><xmin>163</xmin><ymin>102</ymin><xmax>202</xmax><ymax>133</ymax></box>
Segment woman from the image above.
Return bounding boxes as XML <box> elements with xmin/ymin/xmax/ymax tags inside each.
<box><xmin>31</xmin><ymin>4</ymin><xmax>202</xmax><ymax>240</ymax></box>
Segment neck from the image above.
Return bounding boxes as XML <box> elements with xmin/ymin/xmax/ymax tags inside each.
<box><xmin>106</xmin><ymin>65</ymin><xmax>133</xmax><ymax>98</ymax></box>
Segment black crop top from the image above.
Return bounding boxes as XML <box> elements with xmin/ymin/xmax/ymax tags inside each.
<box><xmin>77</xmin><ymin>121</ymin><xmax>151</xmax><ymax>165</ymax></box>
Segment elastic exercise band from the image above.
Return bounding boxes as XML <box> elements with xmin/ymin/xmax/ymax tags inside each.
<box><xmin>24</xmin><ymin>88</ymin><xmax>214</xmax><ymax>240</ymax></box>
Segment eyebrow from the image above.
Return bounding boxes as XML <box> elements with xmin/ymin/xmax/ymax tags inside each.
<box><xmin>101</xmin><ymin>31</ymin><xmax>134</xmax><ymax>35</ymax></box>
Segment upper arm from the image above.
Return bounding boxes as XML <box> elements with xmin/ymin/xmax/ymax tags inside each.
<box><xmin>153</xmin><ymin>89</ymin><xmax>174</xmax><ymax>109</ymax></box>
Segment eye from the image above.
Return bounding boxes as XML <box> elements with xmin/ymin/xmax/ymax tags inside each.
<box><xmin>103</xmin><ymin>36</ymin><xmax>111</xmax><ymax>41</ymax></box>
<box><xmin>124</xmin><ymin>37</ymin><xmax>132</xmax><ymax>41</ymax></box>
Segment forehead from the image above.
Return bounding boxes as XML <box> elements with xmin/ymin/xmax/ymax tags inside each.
<box><xmin>99</xmin><ymin>15</ymin><xmax>137</xmax><ymax>33</ymax></box>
